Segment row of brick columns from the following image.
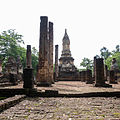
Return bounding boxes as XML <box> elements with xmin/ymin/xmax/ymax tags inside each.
<box><xmin>23</xmin><ymin>16</ymin><xmax>59</xmax><ymax>88</ymax></box>
<box><xmin>36</xmin><ymin>16</ymin><xmax>54</xmax><ymax>87</ymax></box>
<box><xmin>23</xmin><ymin>16</ymin><xmax>115</xmax><ymax>89</ymax></box>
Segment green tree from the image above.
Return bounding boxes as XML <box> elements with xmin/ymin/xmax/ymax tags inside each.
<box><xmin>112</xmin><ymin>45</ymin><xmax>120</xmax><ymax>53</ymax></box>
<box><xmin>100</xmin><ymin>46</ymin><xmax>111</xmax><ymax>60</ymax></box>
<box><xmin>106</xmin><ymin>52</ymin><xmax>120</xmax><ymax>70</ymax></box>
<box><xmin>115</xmin><ymin>45</ymin><xmax>120</xmax><ymax>52</ymax></box>
<box><xmin>80</xmin><ymin>57</ymin><xmax>93</xmax><ymax>70</ymax></box>
<box><xmin>0</xmin><ymin>29</ymin><xmax>25</xmax><ymax>67</ymax></box>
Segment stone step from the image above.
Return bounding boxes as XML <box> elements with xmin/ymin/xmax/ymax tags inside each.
<box><xmin>0</xmin><ymin>95</ymin><xmax>26</xmax><ymax>112</ymax></box>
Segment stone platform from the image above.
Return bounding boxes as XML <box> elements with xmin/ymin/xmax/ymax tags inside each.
<box><xmin>1</xmin><ymin>81</ymin><xmax>120</xmax><ymax>95</ymax></box>
<box><xmin>0</xmin><ymin>97</ymin><xmax>120</xmax><ymax>119</ymax></box>
<box><xmin>0</xmin><ymin>82</ymin><xmax>120</xmax><ymax>119</ymax></box>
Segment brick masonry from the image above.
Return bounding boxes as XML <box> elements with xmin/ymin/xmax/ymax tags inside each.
<box><xmin>37</xmin><ymin>16</ymin><xmax>53</xmax><ymax>86</ymax></box>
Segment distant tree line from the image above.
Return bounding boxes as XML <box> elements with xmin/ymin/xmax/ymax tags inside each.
<box><xmin>0</xmin><ymin>29</ymin><xmax>38</xmax><ymax>75</ymax></box>
<box><xmin>80</xmin><ymin>45</ymin><xmax>120</xmax><ymax>71</ymax></box>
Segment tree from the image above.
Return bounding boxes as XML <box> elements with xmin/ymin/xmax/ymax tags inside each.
<box><xmin>106</xmin><ymin>52</ymin><xmax>120</xmax><ymax>70</ymax></box>
<box><xmin>0</xmin><ymin>29</ymin><xmax>25</xmax><ymax>68</ymax></box>
<box><xmin>80</xmin><ymin>57</ymin><xmax>93</xmax><ymax>70</ymax></box>
<box><xmin>100</xmin><ymin>47</ymin><xmax>111</xmax><ymax>60</ymax></box>
<box><xmin>95</xmin><ymin>55</ymin><xmax>100</xmax><ymax>58</ymax></box>
<box><xmin>115</xmin><ymin>45</ymin><xmax>120</xmax><ymax>52</ymax></box>
<box><xmin>112</xmin><ymin>45</ymin><xmax>120</xmax><ymax>53</ymax></box>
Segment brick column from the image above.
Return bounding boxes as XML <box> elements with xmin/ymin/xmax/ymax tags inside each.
<box><xmin>23</xmin><ymin>45</ymin><xmax>34</xmax><ymax>89</ymax></box>
<box><xmin>49</xmin><ymin>22</ymin><xmax>54</xmax><ymax>84</ymax></box>
<box><xmin>37</xmin><ymin>16</ymin><xmax>51</xmax><ymax>87</ymax></box>
<box><xmin>109</xmin><ymin>70</ymin><xmax>117</xmax><ymax>84</ymax></box>
<box><xmin>86</xmin><ymin>69</ymin><xmax>93</xmax><ymax>84</ymax></box>
<box><xmin>55</xmin><ymin>45</ymin><xmax>59</xmax><ymax>81</ymax></box>
<box><xmin>93</xmin><ymin>56</ymin><xmax>96</xmax><ymax>82</ymax></box>
<box><xmin>94</xmin><ymin>58</ymin><xmax>112</xmax><ymax>87</ymax></box>
<box><xmin>94</xmin><ymin>58</ymin><xmax>105</xmax><ymax>86</ymax></box>
<box><xmin>26</xmin><ymin>45</ymin><xmax>32</xmax><ymax>68</ymax></box>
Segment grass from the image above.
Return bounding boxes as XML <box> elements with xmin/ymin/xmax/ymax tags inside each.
<box><xmin>0</xmin><ymin>97</ymin><xmax>7</xmax><ymax>100</ymax></box>
<box><xmin>113</xmin><ymin>112</ymin><xmax>120</xmax><ymax>118</ymax></box>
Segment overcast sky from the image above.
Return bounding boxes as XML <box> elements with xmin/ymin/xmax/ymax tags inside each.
<box><xmin>0</xmin><ymin>0</ymin><xmax>120</xmax><ymax>68</ymax></box>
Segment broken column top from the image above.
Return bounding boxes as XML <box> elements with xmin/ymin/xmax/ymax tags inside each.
<box><xmin>40</xmin><ymin>16</ymin><xmax>48</xmax><ymax>21</ymax></box>
<box><xmin>55</xmin><ymin>45</ymin><xmax>58</xmax><ymax>48</ymax></box>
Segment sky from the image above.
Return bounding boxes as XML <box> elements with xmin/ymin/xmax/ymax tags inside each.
<box><xmin>0</xmin><ymin>0</ymin><xmax>120</xmax><ymax>68</ymax></box>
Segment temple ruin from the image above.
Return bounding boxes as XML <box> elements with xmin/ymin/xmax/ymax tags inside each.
<box><xmin>58</xmin><ymin>29</ymin><xmax>78</xmax><ymax>80</ymax></box>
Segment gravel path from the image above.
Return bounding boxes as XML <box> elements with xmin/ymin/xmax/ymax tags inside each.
<box><xmin>0</xmin><ymin>97</ymin><xmax>120</xmax><ymax>120</ymax></box>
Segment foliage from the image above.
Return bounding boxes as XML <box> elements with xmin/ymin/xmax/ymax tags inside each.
<box><xmin>80</xmin><ymin>45</ymin><xmax>120</xmax><ymax>71</ymax></box>
<box><xmin>53</xmin><ymin>64</ymin><xmax>55</xmax><ymax>72</ymax></box>
<box><xmin>0</xmin><ymin>97</ymin><xmax>7</xmax><ymax>100</ymax></box>
<box><xmin>0</xmin><ymin>29</ymin><xmax>24</xmax><ymax>59</ymax></box>
<box><xmin>105</xmin><ymin>52</ymin><xmax>120</xmax><ymax>70</ymax></box>
<box><xmin>0</xmin><ymin>29</ymin><xmax>26</xmax><ymax>68</ymax></box>
<box><xmin>94</xmin><ymin>55</ymin><xmax>100</xmax><ymax>58</ymax></box>
<box><xmin>80</xmin><ymin>57</ymin><xmax>93</xmax><ymax>70</ymax></box>
<box><xmin>0</xmin><ymin>29</ymin><xmax>39</xmax><ymax>76</ymax></box>
<box><xmin>112</xmin><ymin>45</ymin><xmax>120</xmax><ymax>53</ymax></box>
<box><xmin>100</xmin><ymin>46</ymin><xmax>111</xmax><ymax>60</ymax></box>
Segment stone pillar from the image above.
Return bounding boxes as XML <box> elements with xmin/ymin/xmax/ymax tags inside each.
<box><xmin>94</xmin><ymin>58</ymin><xmax>112</xmax><ymax>87</ymax></box>
<box><xmin>94</xmin><ymin>58</ymin><xmax>105</xmax><ymax>86</ymax></box>
<box><xmin>23</xmin><ymin>45</ymin><xmax>34</xmax><ymax>89</ymax></box>
<box><xmin>49</xmin><ymin>22</ymin><xmax>54</xmax><ymax>83</ymax></box>
<box><xmin>86</xmin><ymin>69</ymin><xmax>93</xmax><ymax>84</ymax></box>
<box><xmin>55</xmin><ymin>45</ymin><xmax>59</xmax><ymax>81</ymax></box>
<box><xmin>26</xmin><ymin>45</ymin><xmax>32</xmax><ymax>68</ymax></box>
<box><xmin>37</xmin><ymin>16</ymin><xmax>51</xmax><ymax>86</ymax></box>
<box><xmin>109</xmin><ymin>70</ymin><xmax>117</xmax><ymax>84</ymax></box>
<box><xmin>93</xmin><ymin>57</ymin><xmax>96</xmax><ymax>81</ymax></box>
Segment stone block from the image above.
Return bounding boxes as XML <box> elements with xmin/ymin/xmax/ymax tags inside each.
<box><xmin>23</xmin><ymin>68</ymin><xmax>34</xmax><ymax>89</ymax></box>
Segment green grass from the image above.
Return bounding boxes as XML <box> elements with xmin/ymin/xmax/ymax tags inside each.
<box><xmin>0</xmin><ymin>97</ymin><xmax>7</xmax><ymax>100</ymax></box>
<box><xmin>113</xmin><ymin>112</ymin><xmax>120</xmax><ymax>118</ymax></box>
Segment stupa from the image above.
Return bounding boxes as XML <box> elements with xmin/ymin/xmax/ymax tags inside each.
<box><xmin>58</xmin><ymin>29</ymin><xmax>77</xmax><ymax>79</ymax></box>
